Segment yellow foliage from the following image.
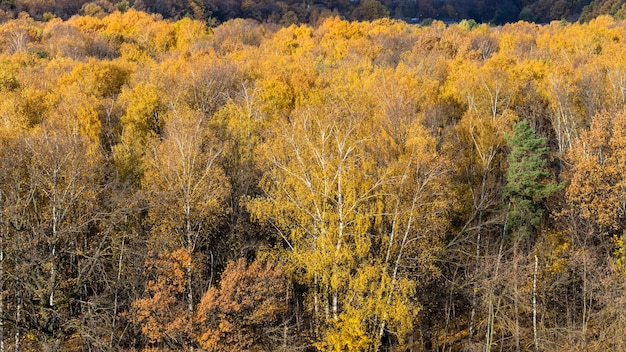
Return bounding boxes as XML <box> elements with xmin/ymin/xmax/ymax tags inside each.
<box><xmin>613</xmin><ymin>235</ymin><xmax>626</xmax><ymax>275</ymax></box>
<box><xmin>113</xmin><ymin>82</ymin><xmax>165</xmax><ymax>182</ymax></box>
<box><xmin>566</xmin><ymin>110</ymin><xmax>626</xmax><ymax>231</ymax></box>
<box><xmin>317</xmin><ymin>17</ymin><xmax>365</xmax><ymax>61</ymax></box>
<box><xmin>322</xmin><ymin>314</ymin><xmax>370</xmax><ymax>351</ymax></box>
<box><xmin>142</xmin><ymin>107</ymin><xmax>230</xmax><ymax>250</ymax></box>
<box><xmin>541</xmin><ymin>230</ymin><xmax>570</xmax><ymax>276</ymax></box>
<box><xmin>18</xmin><ymin>87</ymin><xmax>48</xmax><ymax>128</ymax></box>
<box><xmin>68</xmin><ymin>14</ymin><xmax>105</xmax><ymax>33</ymax></box>
<box><xmin>102</xmin><ymin>9</ymin><xmax>157</xmax><ymax>38</ymax></box>
<box><xmin>120</xmin><ymin>42</ymin><xmax>151</xmax><ymax>62</ymax></box>
<box><xmin>173</xmin><ymin>17</ymin><xmax>211</xmax><ymax>52</ymax></box>
<box><xmin>47</xmin><ymin>84</ymin><xmax>102</xmax><ymax>153</ymax></box>
<box><xmin>264</xmin><ymin>24</ymin><xmax>315</xmax><ymax>56</ymax></box>
<box><xmin>9</xmin><ymin>11</ymin><xmax>626</xmax><ymax>351</ymax></box>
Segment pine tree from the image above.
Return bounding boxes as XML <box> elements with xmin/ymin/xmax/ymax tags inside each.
<box><xmin>503</xmin><ymin>119</ymin><xmax>560</xmax><ymax>238</ymax></box>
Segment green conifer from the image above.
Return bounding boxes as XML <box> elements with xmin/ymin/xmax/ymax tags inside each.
<box><xmin>503</xmin><ymin>119</ymin><xmax>560</xmax><ymax>237</ymax></box>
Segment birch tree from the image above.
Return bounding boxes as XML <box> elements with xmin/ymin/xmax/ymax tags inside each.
<box><xmin>136</xmin><ymin>107</ymin><xmax>229</xmax><ymax>350</ymax></box>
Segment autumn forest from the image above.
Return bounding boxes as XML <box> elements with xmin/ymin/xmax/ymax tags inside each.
<box><xmin>2</xmin><ymin>7</ymin><xmax>626</xmax><ymax>352</ymax></box>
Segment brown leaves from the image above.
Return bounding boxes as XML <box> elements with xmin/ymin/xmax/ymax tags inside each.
<box><xmin>133</xmin><ymin>249</ymin><xmax>192</xmax><ymax>347</ymax></box>
<box><xmin>195</xmin><ymin>258</ymin><xmax>287</xmax><ymax>351</ymax></box>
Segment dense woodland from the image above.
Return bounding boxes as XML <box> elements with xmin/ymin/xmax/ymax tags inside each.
<box><xmin>1</xmin><ymin>0</ymin><xmax>626</xmax><ymax>25</ymax></box>
<box><xmin>3</xmin><ymin>9</ymin><xmax>626</xmax><ymax>352</ymax></box>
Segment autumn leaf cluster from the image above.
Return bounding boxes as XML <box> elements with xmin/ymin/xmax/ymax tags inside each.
<box><xmin>2</xmin><ymin>10</ymin><xmax>626</xmax><ymax>352</ymax></box>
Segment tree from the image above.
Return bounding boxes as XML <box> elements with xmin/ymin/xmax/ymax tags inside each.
<box><xmin>249</xmin><ymin>100</ymin><xmax>381</xmax><ymax>349</ymax></box>
<box><xmin>449</xmin><ymin>107</ymin><xmax>511</xmax><ymax>347</ymax></box>
<box><xmin>350</xmin><ymin>0</ymin><xmax>389</xmax><ymax>21</ymax></box>
<box><xmin>113</xmin><ymin>82</ymin><xmax>165</xmax><ymax>183</ymax></box>
<box><xmin>142</xmin><ymin>108</ymin><xmax>229</xmax><ymax>252</ymax></box>
<box><xmin>565</xmin><ymin>110</ymin><xmax>626</xmax><ymax>234</ymax></box>
<box><xmin>132</xmin><ymin>249</ymin><xmax>193</xmax><ymax>350</ymax></box>
<box><xmin>194</xmin><ymin>258</ymin><xmax>287</xmax><ymax>351</ymax></box>
<box><xmin>15</xmin><ymin>121</ymin><xmax>106</xmax><ymax>348</ymax></box>
<box><xmin>249</xmin><ymin>74</ymin><xmax>452</xmax><ymax>349</ymax></box>
<box><xmin>138</xmin><ymin>106</ymin><xmax>230</xmax><ymax>350</ymax></box>
<box><xmin>0</xmin><ymin>129</ymin><xmax>25</xmax><ymax>352</ymax></box>
<box><xmin>503</xmin><ymin>119</ymin><xmax>560</xmax><ymax>238</ymax></box>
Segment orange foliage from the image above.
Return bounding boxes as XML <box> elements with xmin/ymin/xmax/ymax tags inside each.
<box><xmin>195</xmin><ymin>258</ymin><xmax>287</xmax><ymax>351</ymax></box>
<box><xmin>133</xmin><ymin>249</ymin><xmax>192</xmax><ymax>349</ymax></box>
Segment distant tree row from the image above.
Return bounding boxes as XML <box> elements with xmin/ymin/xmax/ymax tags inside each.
<box><xmin>1</xmin><ymin>0</ymin><xmax>624</xmax><ymax>25</ymax></box>
<box><xmin>580</xmin><ymin>0</ymin><xmax>626</xmax><ymax>21</ymax></box>
<box><xmin>3</xmin><ymin>9</ymin><xmax>626</xmax><ymax>351</ymax></box>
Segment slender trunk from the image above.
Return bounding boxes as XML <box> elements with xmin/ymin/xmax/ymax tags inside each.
<box><xmin>470</xmin><ymin>171</ymin><xmax>487</xmax><ymax>343</ymax></box>
<box><xmin>324</xmin><ymin>289</ymin><xmax>329</xmax><ymax>321</ymax></box>
<box><xmin>283</xmin><ymin>324</ymin><xmax>288</xmax><ymax>350</ymax></box>
<box><xmin>443</xmin><ymin>284</ymin><xmax>455</xmax><ymax>352</ymax></box>
<box><xmin>485</xmin><ymin>304</ymin><xmax>492</xmax><ymax>352</ymax></box>
<box><xmin>374</xmin><ymin>174</ymin><xmax>403</xmax><ymax>352</ymax></box>
<box><xmin>295</xmin><ymin>287</ymin><xmax>301</xmax><ymax>333</ymax></box>
<box><xmin>208</xmin><ymin>250</ymin><xmax>214</xmax><ymax>290</ymax></box>
<box><xmin>375</xmin><ymin>182</ymin><xmax>421</xmax><ymax>351</ymax></box>
<box><xmin>50</xmin><ymin>244</ymin><xmax>57</xmax><ymax>307</ymax></box>
<box><xmin>486</xmin><ymin>229</ymin><xmax>505</xmax><ymax>352</ymax></box>
<box><xmin>283</xmin><ymin>283</ymin><xmax>289</xmax><ymax>349</ymax></box>
<box><xmin>13</xmin><ymin>195</ymin><xmax>20</xmax><ymax>352</ymax></box>
<box><xmin>332</xmin><ymin>165</ymin><xmax>343</xmax><ymax>321</ymax></box>
<box><xmin>110</xmin><ymin>236</ymin><xmax>125</xmax><ymax>350</ymax></box>
<box><xmin>533</xmin><ymin>255</ymin><xmax>539</xmax><ymax>352</ymax></box>
<box><xmin>186</xmin><ymin>206</ymin><xmax>194</xmax><ymax>352</ymax></box>
<box><xmin>187</xmin><ymin>260</ymin><xmax>194</xmax><ymax>352</ymax></box>
<box><xmin>14</xmin><ymin>279</ymin><xmax>20</xmax><ymax>352</ymax></box>
<box><xmin>332</xmin><ymin>292</ymin><xmax>338</xmax><ymax>320</ymax></box>
<box><xmin>469</xmin><ymin>231</ymin><xmax>480</xmax><ymax>342</ymax></box>
<box><xmin>314</xmin><ymin>271</ymin><xmax>320</xmax><ymax>337</ymax></box>
<box><xmin>50</xmin><ymin>170</ymin><xmax>58</xmax><ymax>308</ymax></box>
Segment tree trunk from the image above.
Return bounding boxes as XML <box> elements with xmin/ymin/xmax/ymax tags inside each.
<box><xmin>14</xmin><ymin>279</ymin><xmax>20</xmax><ymax>352</ymax></box>
<box><xmin>110</xmin><ymin>235</ymin><xmax>125</xmax><ymax>350</ymax></box>
<box><xmin>314</xmin><ymin>271</ymin><xmax>320</xmax><ymax>337</ymax></box>
<box><xmin>533</xmin><ymin>255</ymin><xmax>539</xmax><ymax>352</ymax></box>
<box><xmin>486</xmin><ymin>231</ymin><xmax>505</xmax><ymax>352</ymax></box>
<box><xmin>375</xmin><ymin>182</ymin><xmax>422</xmax><ymax>351</ymax></box>
<box><xmin>186</xmin><ymin>206</ymin><xmax>194</xmax><ymax>352</ymax></box>
<box><xmin>50</xmin><ymin>169</ymin><xmax>59</xmax><ymax>308</ymax></box>
<box><xmin>581</xmin><ymin>248</ymin><xmax>588</xmax><ymax>349</ymax></box>
<box><xmin>470</xmin><ymin>170</ymin><xmax>488</xmax><ymax>344</ymax></box>
<box><xmin>469</xmin><ymin>231</ymin><xmax>480</xmax><ymax>343</ymax></box>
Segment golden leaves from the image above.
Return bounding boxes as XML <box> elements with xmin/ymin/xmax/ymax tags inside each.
<box><xmin>566</xmin><ymin>110</ymin><xmax>626</xmax><ymax>232</ymax></box>
<box><xmin>142</xmin><ymin>107</ymin><xmax>229</xmax><ymax>249</ymax></box>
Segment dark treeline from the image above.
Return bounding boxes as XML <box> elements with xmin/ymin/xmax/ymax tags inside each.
<box><xmin>0</xmin><ymin>0</ymin><xmax>624</xmax><ymax>25</ymax></box>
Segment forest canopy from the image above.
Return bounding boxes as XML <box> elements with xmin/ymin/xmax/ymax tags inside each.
<box><xmin>2</xmin><ymin>8</ymin><xmax>626</xmax><ymax>352</ymax></box>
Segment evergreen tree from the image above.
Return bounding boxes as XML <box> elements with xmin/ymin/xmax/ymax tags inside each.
<box><xmin>503</xmin><ymin>119</ymin><xmax>560</xmax><ymax>237</ymax></box>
